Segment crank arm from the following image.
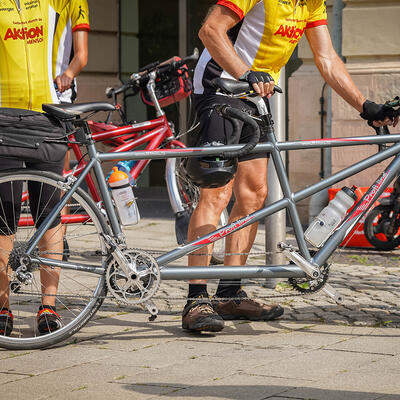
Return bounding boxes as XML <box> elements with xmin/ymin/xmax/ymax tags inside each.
<box><xmin>278</xmin><ymin>242</ymin><xmax>321</xmax><ymax>279</ymax></box>
<box><xmin>321</xmin><ymin>283</ymin><xmax>344</xmax><ymax>304</ymax></box>
<box><xmin>101</xmin><ymin>233</ymin><xmax>137</xmax><ymax>275</ymax></box>
<box><xmin>144</xmin><ymin>300</ymin><xmax>158</xmax><ymax>321</ymax></box>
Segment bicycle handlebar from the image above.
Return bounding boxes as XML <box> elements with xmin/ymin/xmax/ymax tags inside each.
<box><xmin>131</xmin><ymin>48</ymin><xmax>199</xmax><ymax>87</ymax></box>
<box><xmin>105</xmin><ymin>48</ymin><xmax>199</xmax><ymax>99</ymax></box>
<box><xmin>214</xmin><ymin>105</ymin><xmax>261</xmax><ymax>159</ymax></box>
<box><xmin>157</xmin><ymin>48</ymin><xmax>199</xmax><ymax>74</ymax></box>
<box><xmin>368</xmin><ymin>96</ymin><xmax>400</xmax><ymax>129</ymax></box>
<box><xmin>139</xmin><ymin>60</ymin><xmax>160</xmax><ymax>73</ymax></box>
<box><xmin>105</xmin><ymin>82</ymin><xmax>133</xmax><ymax>98</ymax></box>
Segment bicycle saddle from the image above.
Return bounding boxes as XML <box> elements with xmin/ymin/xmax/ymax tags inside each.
<box><xmin>211</xmin><ymin>78</ymin><xmax>251</xmax><ymax>95</ymax></box>
<box><xmin>42</xmin><ymin>102</ymin><xmax>116</xmax><ymax>120</ymax></box>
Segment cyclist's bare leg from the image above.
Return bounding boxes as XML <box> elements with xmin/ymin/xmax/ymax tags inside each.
<box><xmin>187</xmin><ymin>182</ymin><xmax>234</xmax><ymax>284</ymax></box>
<box><xmin>38</xmin><ymin>224</ymin><xmax>63</xmax><ymax>306</ymax></box>
<box><xmin>0</xmin><ymin>235</ymin><xmax>14</xmax><ymax>310</ymax></box>
<box><xmin>224</xmin><ymin>158</ymin><xmax>269</xmax><ymax>266</ymax></box>
<box><xmin>183</xmin><ymin>183</ymin><xmax>232</xmax><ymax>332</ymax></box>
<box><xmin>212</xmin><ymin>158</ymin><xmax>283</xmax><ymax>321</ymax></box>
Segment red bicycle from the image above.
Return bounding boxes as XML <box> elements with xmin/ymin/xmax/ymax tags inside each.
<box><xmin>23</xmin><ymin>50</ymin><xmax>228</xmax><ymax>263</ymax></box>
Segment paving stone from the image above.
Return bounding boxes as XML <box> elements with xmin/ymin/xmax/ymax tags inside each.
<box><xmin>0</xmin><ymin>372</ymin><xmax>27</xmax><ymax>385</ymax></box>
<box><xmin>1</xmin><ymin>345</ymin><xmax>112</xmax><ymax>375</ymax></box>
<box><xmin>283</xmin><ymin>386</ymin><xmax>396</xmax><ymax>400</ymax></box>
<box><xmin>251</xmin><ymin>348</ymin><xmax>388</xmax><ymax>381</ymax></box>
<box><xmin>1</xmin><ymin>217</ymin><xmax>400</xmax><ymax>399</ymax></box>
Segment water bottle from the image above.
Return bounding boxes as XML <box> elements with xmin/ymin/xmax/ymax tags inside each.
<box><xmin>108</xmin><ymin>166</ymin><xmax>140</xmax><ymax>225</ymax></box>
<box><xmin>304</xmin><ymin>186</ymin><xmax>358</xmax><ymax>247</ymax></box>
<box><xmin>107</xmin><ymin>160</ymin><xmax>136</xmax><ymax>185</ymax></box>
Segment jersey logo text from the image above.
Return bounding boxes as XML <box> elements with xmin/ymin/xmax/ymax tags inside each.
<box><xmin>274</xmin><ymin>24</ymin><xmax>304</xmax><ymax>43</ymax></box>
<box><xmin>4</xmin><ymin>25</ymin><xmax>43</xmax><ymax>43</ymax></box>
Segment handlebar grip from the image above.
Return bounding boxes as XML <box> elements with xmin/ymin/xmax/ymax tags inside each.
<box><xmin>158</xmin><ymin>48</ymin><xmax>200</xmax><ymax>74</ymax></box>
<box><xmin>175</xmin><ymin>48</ymin><xmax>199</xmax><ymax>68</ymax></box>
<box><xmin>54</xmin><ymin>82</ymin><xmax>75</xmax><ymax>91</ymax></box>
<box><xmin>139</xmin><ymin>61</ymin><xmax>160</xmax><ymax>73</ymax></box>
<box><xmin>274</xmin><ymin>85</ymin><xmax>283</xmax><ymax>94</ymax></box>
<box><xmin>105</xmin><ymin>82</ymin><xmax>132</xmax><ymax>98</ymax></box>
<box><xmin>214</xmin><ymin>105</ymin><xmax>260</xmax><ymax>159</ymax></box>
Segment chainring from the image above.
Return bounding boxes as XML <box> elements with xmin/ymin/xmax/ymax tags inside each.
<box><xmin>106</xmin><ymin>248</ymin><xmax>160</xmax><ymax>305</ymax></box>
<box><xmin>288</xmin><ymin>262</ymin><xmax>330</xmax><ymax>294</ymax></box>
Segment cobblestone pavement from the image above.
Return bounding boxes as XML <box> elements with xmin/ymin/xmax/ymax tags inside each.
<box><xmin>122</xmin><ymin>218</ymin><xmax>400</xmax><ymax>328</ymax></box>
<box><xmin>2</xmin><ymin>217</ymin><xmax>400</xmax><ymax>400</ymax></box>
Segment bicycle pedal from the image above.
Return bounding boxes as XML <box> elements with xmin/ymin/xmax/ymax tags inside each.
<box><xmin>144</xmin><ymin>300</ymin><xmax>158</xmax><ymax>321</ymax></box>
<box><xmin>278</xmin><ymin>241</ymin><xmax>321</xmax><ymax>279</ymax></box>
<box><xmin>322</xmin><ymin>283</ymin><xmax>344</xmax><ymax>304</ymax></box>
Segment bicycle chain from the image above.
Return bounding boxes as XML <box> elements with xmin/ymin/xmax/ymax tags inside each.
<box><xmin>25</xmin><ymin>243</ymin><xmax>398</xmax><ymax>304</ymax></box>
<box><xmin>10</xmin><ymin>283</ymin><xmax>314</xmax><ymax>302</ymax></box>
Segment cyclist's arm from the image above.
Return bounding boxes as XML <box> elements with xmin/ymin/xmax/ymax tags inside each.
<box><xmin>54</xmin><ymin>30</ymin><xmax>88</xmax><ymax>93</ymax></box>
<box><xmin>198</xmin><ymin>5</ymin><xmax>274</xmax><ymax>97</ymax></box>
<box><xmin>306</xmin><ymin>25</ymin><xmax>366</xmax><ymax>112</ymax></box>
<box><xmin>305</xmin><ymin>25</ymin><xmax>398</xmax><ymax>127</ymax></box>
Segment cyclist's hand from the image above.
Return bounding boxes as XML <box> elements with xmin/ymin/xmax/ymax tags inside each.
<box><xmin>360</xmin><ymin>100</ymin><xmax>399</xmax><ymax>128</ymax></box>
<box><xmin>239</xmin><ymin>70</ymin><xmax>275</xmax><ymax>98</ymax></box>
<box><xmin>54</xmin><ymin>72</ymin><xmax>74</xmax><ymax>93</ymax></box>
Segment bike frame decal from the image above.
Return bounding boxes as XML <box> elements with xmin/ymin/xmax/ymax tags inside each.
<box><xmin>301</xmin><ymin>138</ymin><xmax>367</xmax><ymax>145</ymax></box>
<box><xmin>339</xmin><ymin>171</ymin><xmax>390</xmax><ymax>239</ymax></box>
<box><xmin>192</xmin><ymin>215</ymin><xmax>255</xmax><ymax>246</ymax></box>
<box><xmin>348</xmin><ymin>171</ymin><xmax>389</xmax><ymax>222</ymax></box>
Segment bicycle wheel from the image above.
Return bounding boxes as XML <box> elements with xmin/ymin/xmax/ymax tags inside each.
<box><xmin>0</xmin><ymin>169</ymin><xmax>108</xmax><ymax>350</ymax></box>
<box><xmin>166</xmin><ymin>158</ymin><xmax>228</xmax><ymax>264</ymax></box>
<box><xmin>364</xmin><ymin>205</ymin><xmax>400</xmax><ymax>251</ymax></box>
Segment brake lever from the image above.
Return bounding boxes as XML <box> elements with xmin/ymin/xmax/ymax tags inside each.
<box><xmin>385</xmin><ymin>96</ymin><xmax>400</xmax><ymax>108</ymax></box>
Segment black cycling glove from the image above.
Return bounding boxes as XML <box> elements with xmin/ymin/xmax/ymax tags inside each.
<box><xmin>239</xmin><ymin>70</ymin><xmax>274</xmax><ymax>85</ymax></box>
<box><xmin>360</xmin><ymin>100</ymin><xmax>395</xmax><ymax>123</ymax></box>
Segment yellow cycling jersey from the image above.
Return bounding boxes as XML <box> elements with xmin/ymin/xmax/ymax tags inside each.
<box><xmin>194</xmin><ymin>0</ymin><xmax>327</xmax><ymax>94</ymax></box>
<box><xmin>0</xmin><ymin>0</ymin><xmax>71</xmax><ymax>111</ymax></box>
<box><xmin>52</xmin><ymin>0</ymin><xmax>89</xmax><ymax>94</ymax></box>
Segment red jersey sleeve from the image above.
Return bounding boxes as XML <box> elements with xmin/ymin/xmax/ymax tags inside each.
<box><xmin>216</xmin><ymin>0</ymin><xmax>259</xmax><ymax>20</ymax></box>
<box><xmin>306</xmin><ymin>0</ymin><xmax>328</xmax><ymax>29</ymax></box>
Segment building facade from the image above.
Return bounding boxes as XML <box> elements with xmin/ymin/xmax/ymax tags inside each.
<box><xmin>289</xmin><ymin>0</ymin><xmax>400</xmax><ymax>222</ymax></box>
<box><xmin>75</xmin><ymin>0</ymin><xmax>400</xmax><ymax>222</ymax></box>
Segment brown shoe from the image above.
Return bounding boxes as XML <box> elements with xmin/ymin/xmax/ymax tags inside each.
<box><xmin>212</xmin><ymin>290</ymin><xmax>284</xmax><ymax>321</ymax></box>
<box><xmin>182</xmin><ymin>297</ymin><xmax>225</xmax><ymax>332</ymax></box>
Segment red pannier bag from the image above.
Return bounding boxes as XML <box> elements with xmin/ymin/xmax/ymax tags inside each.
<box><xmin>141</xmin><ymin>57</ymin><xmax>192</xmax><ymax>108</ymax></box>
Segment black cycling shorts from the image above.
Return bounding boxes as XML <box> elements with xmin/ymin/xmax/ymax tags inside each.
<box><xmin>194</xmin><ymin>94</ymin><xmax>270</xmax><ymax>161</ymax></box>
<box><xmin>0</xmin><ymin>158</ymin><xmax>64</xmax><ymax>235</ymax></box>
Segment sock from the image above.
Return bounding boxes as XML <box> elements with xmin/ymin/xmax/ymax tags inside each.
<box><xmin>187</xmin><ymin>284</ymin><xmax>208</xmax><ymax>300</ymax></box>
<box><xmin>216</xmin><ymin>279</ymin><xmax>241</xmax><ymax>298</ymax></box>
<box><xmin>39</xmin><ymin>304</ymin><xmax>57</xmax><ymax>312</ymax></box>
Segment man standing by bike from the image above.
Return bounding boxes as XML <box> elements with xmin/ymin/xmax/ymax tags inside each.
<box><xmin>182</xmin><ymin>0</ymin><xmax>398</xmax><ymax>332</ymax></box>
<box><xmin>0</xmin><ymin>0</ymin><xmax>74</xmax><ymax>337</ymax></box>
<box><xmin>52</xmin><ymin>0</ymin><xmax>89</xmax><ymax>191</ymax></box>
<box><xmin>53</xmin><ymin>0</ymin><xmax>89</xmax><ymax>103</ymax></box>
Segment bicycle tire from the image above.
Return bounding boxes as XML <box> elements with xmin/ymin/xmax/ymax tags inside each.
<box><xmin>0</xmin><ymin>169</ymin><xmax>108</xmax><ymax>350</ymax></box>
<box><xmin>364</xmin><ymin>205</ymin><xmax>400</xmax><ymax>251</ymax></box>
<box><xmin>166</xmin><ymin>158</ymin><xmax>228</xmax><ymax>264</ymax></box>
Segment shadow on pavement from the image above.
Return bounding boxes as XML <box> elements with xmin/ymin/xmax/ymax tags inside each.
<box><xmin>122</xmin><ymin>383</ymin><xmax>400</xmax><ymax>399</ymax></box>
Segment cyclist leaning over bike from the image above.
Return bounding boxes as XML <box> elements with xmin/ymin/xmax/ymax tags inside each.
<box><xmin>0</xmin><ymin>0</ymin><xmax>75</xmax><ymax>337</ymax></box>
<box><xmin>182</xmin><ymin>0</ymin><xmax>399</xmax><ymax>333</ymax></box>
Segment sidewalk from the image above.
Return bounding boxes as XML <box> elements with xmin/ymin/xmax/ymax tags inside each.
<box><xmin>1</xmin><ymin>216</ymin><xmax>400</xmax><ymax>400</ymax></box>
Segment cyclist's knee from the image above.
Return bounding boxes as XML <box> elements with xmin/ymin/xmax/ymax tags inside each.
<box><xmin>198</xmin><ymin>186</ymin><xmax>231</xmax><ymax>213</ymax></box>
<box><xmin>234</xmin><ymin>181</ymin><xmax>268</xmax><ymax>212</ymax></box>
